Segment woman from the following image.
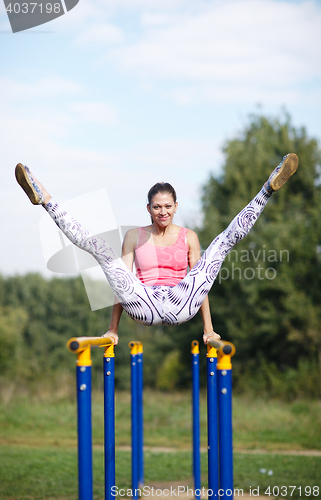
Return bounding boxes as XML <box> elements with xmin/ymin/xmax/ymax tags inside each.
<box><xmin>15</xmin><ymin>153</ymin><xmax>299</xmax><ymax>346</ymax></box>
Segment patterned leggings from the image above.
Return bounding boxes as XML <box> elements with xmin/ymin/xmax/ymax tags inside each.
<box><xmin>44</xmin><ymin>187</ymin><xmax>271</xmax><ymax>326</ymax></box>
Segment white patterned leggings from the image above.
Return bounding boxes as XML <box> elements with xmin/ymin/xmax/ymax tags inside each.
<box><xmin>44</xmin><ymin>187</ymin><xmax>271</xmax><ymax>326</ymax></box>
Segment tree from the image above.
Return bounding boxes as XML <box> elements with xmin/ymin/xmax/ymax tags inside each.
<box><xmin>199</xmin><ymin>112</ymin><xmax>321</xmax><ymax>370</ymax></box>
<box><xmin>0</xmin><ymin>306</ymin><xmax>28</xmax><ymax>376</ymax></box>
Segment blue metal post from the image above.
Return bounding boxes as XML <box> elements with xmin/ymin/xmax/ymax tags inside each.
<box><xmin>76</xmin><ymin>347</ymin><xmax>93</xmax><ymax>500</ymax></box>
<box><xmin>137</xmin><ymin>346</ymin><xmax>144</xmax><ymax>489</ymax></box>
<box><xmin>217</xmin><ymin>364</ymin><xmax>233</xmax><ymax>499</ymax></box>
<box><xmin>130</xmin><ymin>342</ymin><xmax>139</xmax><ymax>500</ymax></box>
<box><xmin>207</xmin><ymin>344</ymin><xmax>219</xmax><ymax>500</ymax></box>
<box><xmin>191</xmin><ymin>341</ymin><xmax>201</xmax><ymax>500</ymax></box>
<box><xmin>104</xmin><ymin>344</ymin><xmax>115</xmax><ymax>500</ymax></box>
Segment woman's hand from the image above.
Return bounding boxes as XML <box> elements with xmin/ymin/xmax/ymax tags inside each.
<box><xmin>203</xmin><ymin>331</ymin><xmax>221</xmax><ymax>345</ymax></box>
<box><xmin>102</xmin><ymin>331</ymin><xmax>119</xmax><ymax>345</ymax></box>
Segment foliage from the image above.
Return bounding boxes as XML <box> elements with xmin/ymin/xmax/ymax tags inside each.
<box><xmin>0</xmin><ymin>273</ymin><xmax>111</xmax><ymax>396</ymax></box>
<box><xmin>234</xmin><ymin>358</ymin><xmax>321</xmax><ymax>401</ymax></box>
<box><xmin>0</xmin><ymin>306</ymin><xmax>28</xmax><ymax>376</ymax></box>
<box><xmin>156</xmin><ymin>350</ymin><xmax>185</xmax><ymax>391</ymax></box>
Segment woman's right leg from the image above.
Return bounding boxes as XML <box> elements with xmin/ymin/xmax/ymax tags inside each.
<box><xmin>163</xmin><ymin>153</ymin><xmax>299</xmax><ymax>326</ymax></box>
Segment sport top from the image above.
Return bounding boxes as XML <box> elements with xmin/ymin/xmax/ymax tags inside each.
<box><xmin>134</xmin><ymin>227</ymin><xmax>189</xmax><ymax>286</ymax></box>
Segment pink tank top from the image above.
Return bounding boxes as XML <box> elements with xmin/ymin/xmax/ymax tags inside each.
<box><xmin>134</xmin><ymin>227</ymin><xmax>189</xmax><ymax>286</ymax></box>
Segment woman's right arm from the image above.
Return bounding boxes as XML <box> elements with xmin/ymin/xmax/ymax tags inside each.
<box><xmin>103</xmin><ymin>229</ymin><xmax>138</xmax><ymax>345</ymax></box>
<box><xmin>104</xmin><ymin>301</ymin><xmax>123</xmax><ymax>345</ymax></box>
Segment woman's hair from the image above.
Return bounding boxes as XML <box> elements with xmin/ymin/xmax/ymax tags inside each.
<box><xmin>147</xmin><ymin>182</ymin><xmax>177</xmax><ymax>205</ymax></box>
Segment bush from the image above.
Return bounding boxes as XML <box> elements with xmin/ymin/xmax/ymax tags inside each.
<box><xmin>156</xmin><ymin>350</ymin><xmax>184</xmax><ymax>391</ymax></box>
<box><xmin>234</xmin><ymin>357</ymin><xmax>321</xmax><ymax>400</ymax></box>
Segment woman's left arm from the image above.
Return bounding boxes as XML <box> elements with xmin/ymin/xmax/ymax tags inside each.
<box><xmin>187</xmin><ymin>230</ymin><xmax>220</xmax><ymax>344</ymax></box>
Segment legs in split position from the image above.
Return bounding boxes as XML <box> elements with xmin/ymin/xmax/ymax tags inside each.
<box><xmin>42</xmin><ymin>188</ymin><xmax>269</xmax><ymax>326</ymax></box>
<box><xmin>15</xmin><ymin>154</ymin><xmax>298</xmax><ymax>327</ymax></box>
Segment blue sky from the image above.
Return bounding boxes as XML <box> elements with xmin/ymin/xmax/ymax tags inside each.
<box><xmin>1</xmin><ymin>0</ymin><xmax>321</xmax><ymax>278</ymax></box>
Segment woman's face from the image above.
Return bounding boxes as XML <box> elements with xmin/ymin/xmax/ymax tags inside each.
<box><xmin>147</xmin><ymin>192</ymin><xmax>178</xmax><ymax>227</ymax></box>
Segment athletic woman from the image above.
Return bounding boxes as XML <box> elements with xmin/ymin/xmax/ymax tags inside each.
<box><xmin>15</xmin><ymin>153</ymin><xmax>299</xmax><ymax>346</ymax></box>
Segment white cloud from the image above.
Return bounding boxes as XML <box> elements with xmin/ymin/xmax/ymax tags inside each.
<box><xmin>0</xmin><ymin>76</ymin><xmax>82</xmax><ymax>102</ymax></box>
<box><xmin>69</xmin><ymin>101</ymin><xmax>119</xmax><ymax>125</ymax></box>
<box><xmin>3</xmin><ymin>0</ymin><xmax>320</xmax><ymax>109</ymax></box>
<box><xmin>163</xmin><ymin>83</ymin><xmax>317</xmax><ymax>106</ymax></box>
<box><xmin>27</xmin><ymin>0</ymin><xmax>318</xmax><ymax>106</ymax></box>
<box><xmin>105</xmin><ymin>0</ymin><xmax>321</xmax><ymax>103</ymax></box>
<box><xmin>113</xmin><ymin>0</ymin><xmax>321</xmax><ymax>78</ymax></box>
<box><xmin>95</xmin><ymin>0</ymin><xmax>187</xmax><ymax>12</ymax></box>
<box><xmin>75</xmin><ymin>22</ymin><xmax>124</xmax><ymax>45</ymax></box>
<box><xmin>0</xmin><ymin>75</ymin><xmax>120</xmax><ymax>150</ymax></box>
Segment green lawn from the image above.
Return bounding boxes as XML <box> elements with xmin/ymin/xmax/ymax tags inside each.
<box><xmin>0</xmin><ymin>391</ymin><xmax>320</xmax><ymax>499</ymax></box>
<box><xmin>0</xmin><ymin>446</ymin><xmax>319</xmax><ymax>500</ymax></box>
<box><xmin>1</xmin><ymin>391</ymin><xmax>320</xmax><ymax>450</ymax></box>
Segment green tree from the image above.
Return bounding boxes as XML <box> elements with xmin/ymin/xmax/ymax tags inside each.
<box><xmin>0</xmin><ymin>306</ymin><xmax>28</xmax><ymax>376</ymax></box>
<box><xmin>199</xmin><ymin>112</ymin><xmax>321</xmax><ymax>370</ymax></box>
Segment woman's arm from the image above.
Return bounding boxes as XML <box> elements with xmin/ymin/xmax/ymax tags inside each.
<box><xmin>186</xmin><ymin>230</ymin><xmax>220</xmax><ymax>344</ymax></box>
<box><xmin>102</xmin><ymin>300</ymin><xmax>123</xmax><ymax>345</ymax></box>
<box><xmin>102</xmin><ymin>228</ymin><xmax>138</xmax><ymax>344</ymax></box>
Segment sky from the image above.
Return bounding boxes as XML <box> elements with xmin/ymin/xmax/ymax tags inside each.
<box><xmin>1</xmin><ymin>0</ymin><xmax>321</xmax><ymax>281</ymax></box>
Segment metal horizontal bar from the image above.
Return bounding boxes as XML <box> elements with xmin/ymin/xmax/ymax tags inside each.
<box><xmin>207</xmin><ymin>339</ymin><xmax>236</xmax><ymax>356</ymax></box>
<box><xmin>67</xmin><ymin>336</ymin><xmax>114</xmax><ymax>353</ymax></box>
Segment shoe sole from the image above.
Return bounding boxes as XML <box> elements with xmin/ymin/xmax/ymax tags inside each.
<box><xmin>15</xmin><ymin>163</ymin><xmax>41</xmax><ymax>204</ymax></box>
<box><xmin>270</xmin><ymin>153</ymin><xmax>299</xmax><ymax>191</ymax></box>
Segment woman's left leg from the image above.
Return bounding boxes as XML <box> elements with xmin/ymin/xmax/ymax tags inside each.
<box><xmin>42</xmin><ymin>200</ymin><xmax>169</xmax><ymax>326</ymax></box>
<box><xmin>161</xmin><ymin>187</ymin><xmax>271</xmax><ymax>325</ymax></box>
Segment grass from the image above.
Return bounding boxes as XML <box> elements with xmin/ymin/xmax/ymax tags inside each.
<box><xmin>1</xmin><ymin>391</ymin><xmax>321</xmax><ymax>450</ymax></box>
<box><xmin>0</xmin><ymin>391</ymin><xmax>320</xmax><ymax>499</ymax></box>
<box><xmin>0</xmin><ymin>446</ymin><xmax>320</xmax><ymax>499</ymax></box>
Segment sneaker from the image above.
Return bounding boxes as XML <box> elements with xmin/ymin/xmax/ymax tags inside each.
<box><xmin>265</xmin><ymin>153</ymin><xmax>299</xmax><ymax>193</ymax></box>
<box><xmin>15</xmin><ymin>163</ymin><xmax>45</xmax><ymax>205</ymax></box>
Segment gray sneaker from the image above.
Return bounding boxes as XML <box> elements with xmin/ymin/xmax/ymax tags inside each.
<box><xmin>15</xmin><ymin>163</ymin><xmax>45</xmax><ymax>205</ymax></box>
<box><xmin>265</xmin><ymin>153</ymin><xmax>299</xmax><ymax>193</ymax></box>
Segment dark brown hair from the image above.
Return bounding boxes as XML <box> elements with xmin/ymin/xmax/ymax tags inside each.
<box><xmin>147</xmin><ymin>182</ymin><xmax>177</xmax><ymax>205</ymax></box>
